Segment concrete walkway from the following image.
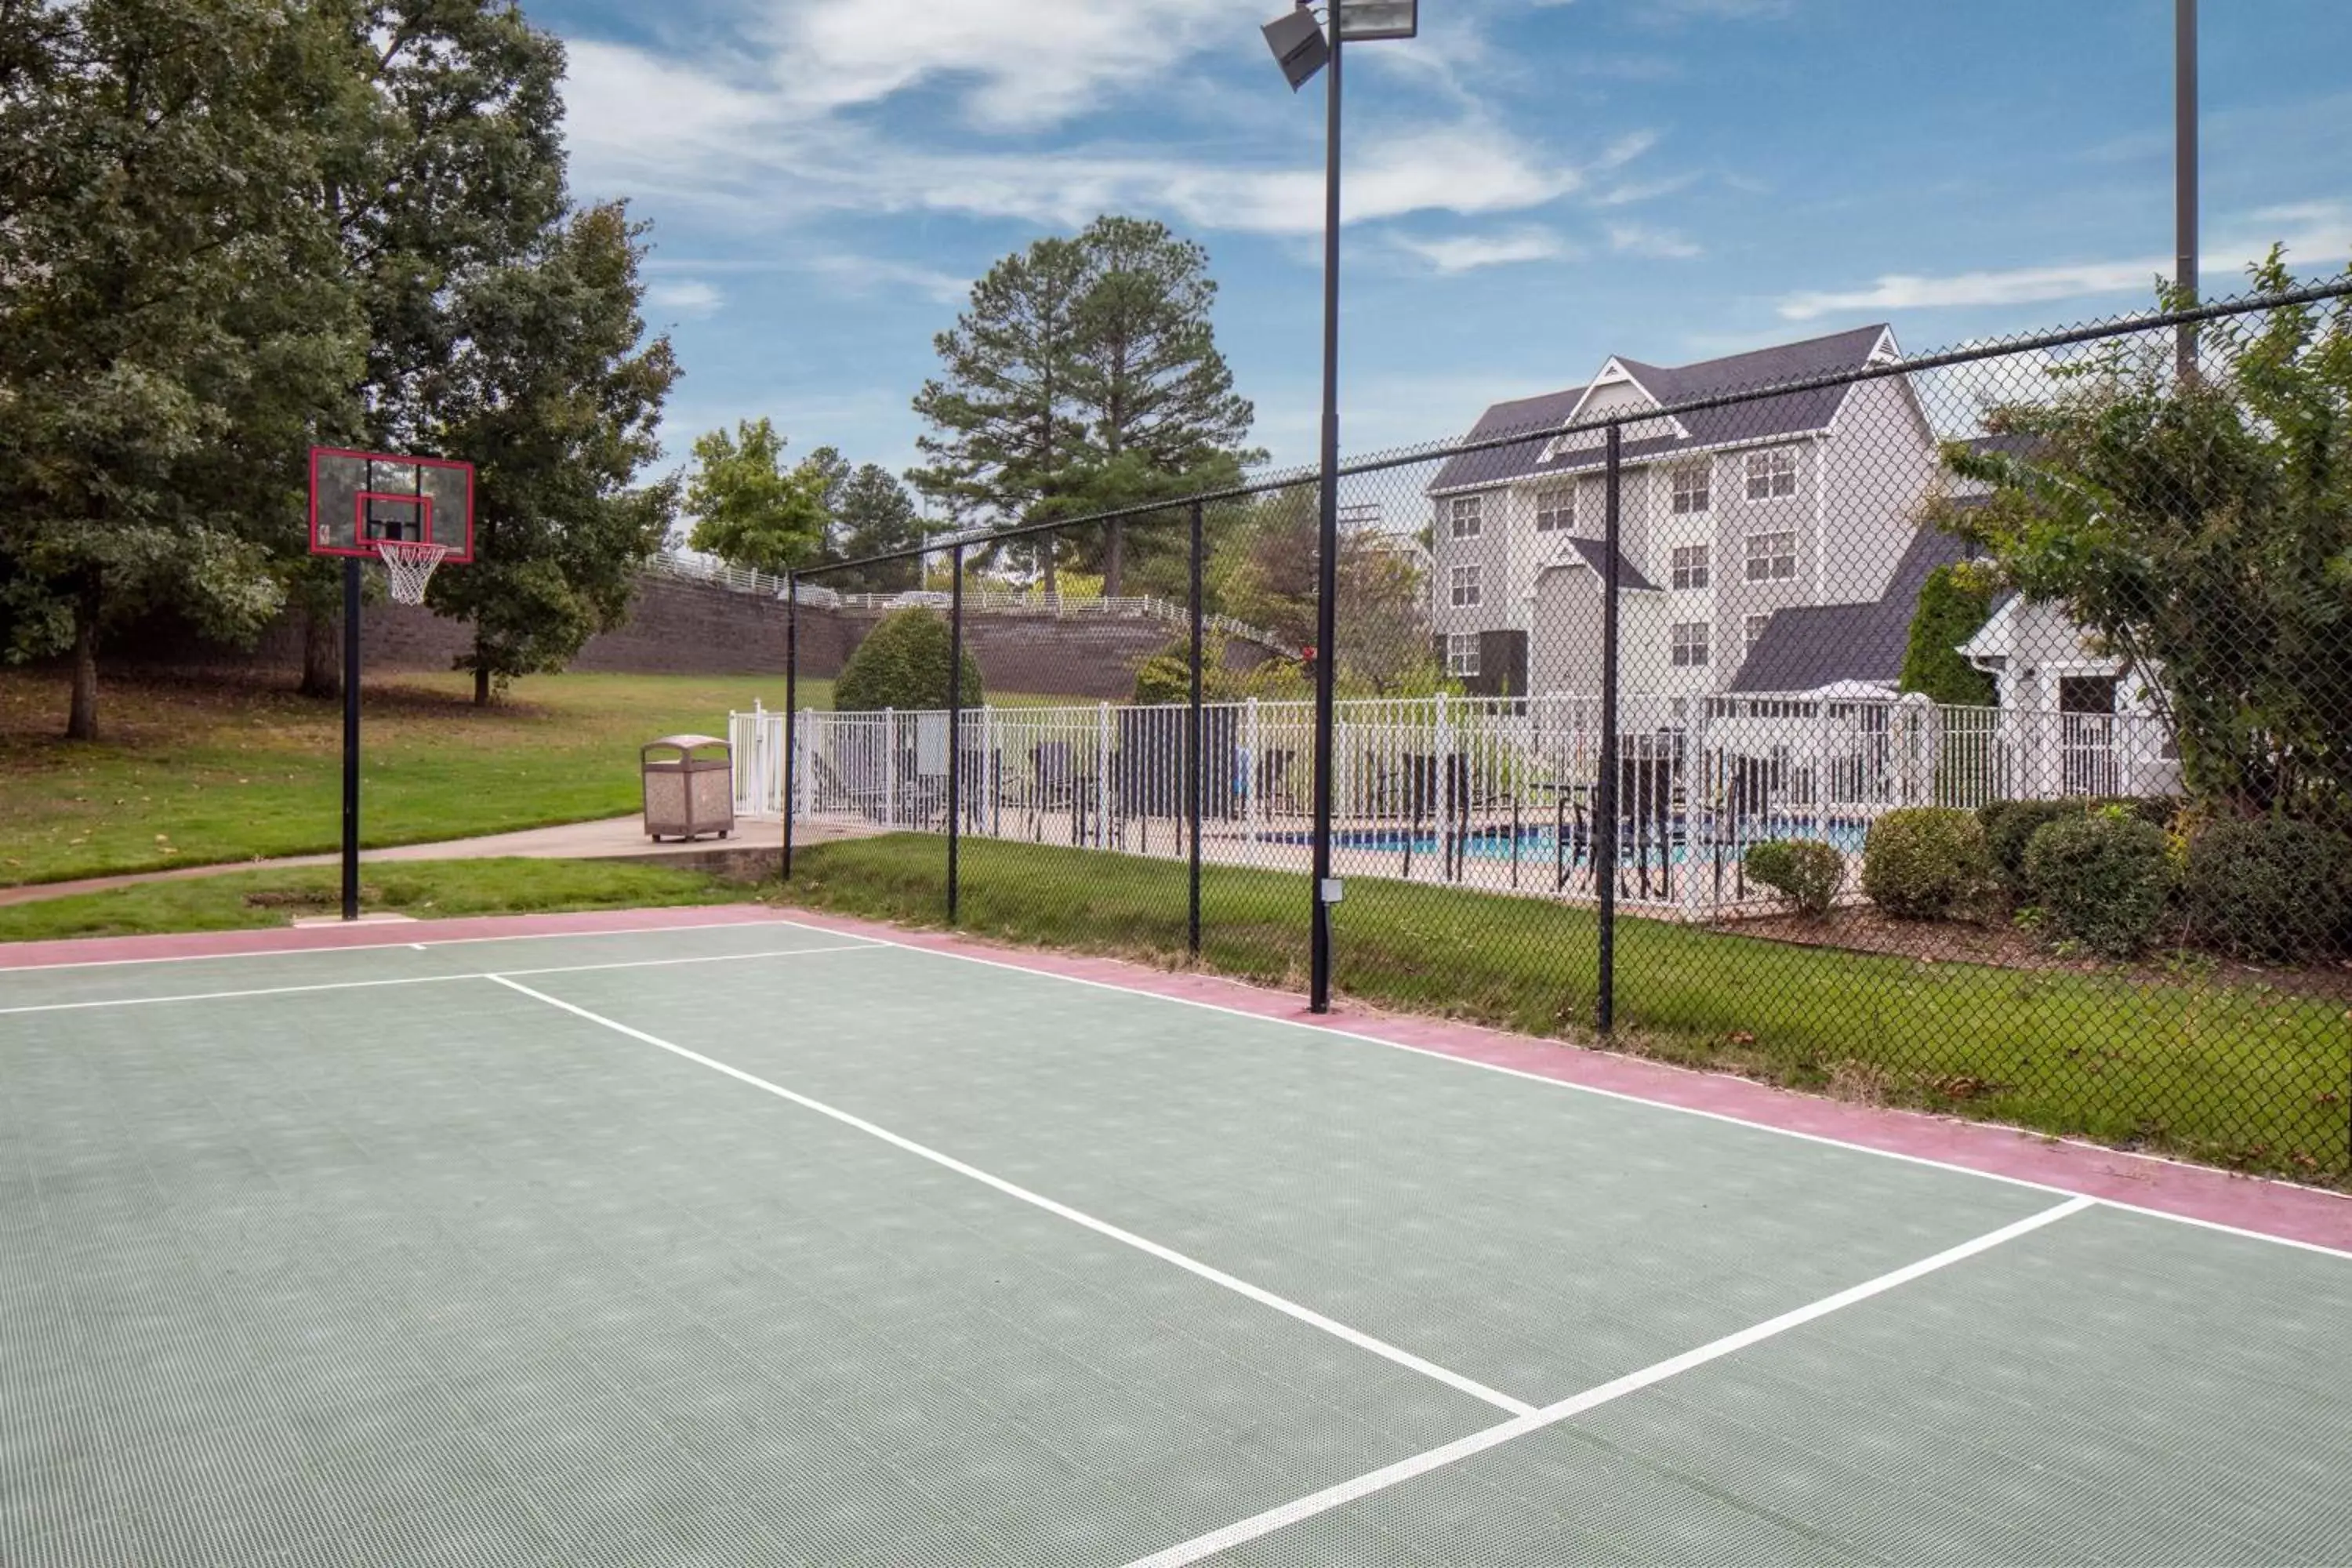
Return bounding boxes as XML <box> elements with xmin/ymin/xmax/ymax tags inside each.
<box><xmin>0</xmin><ymin>815</ymin><xmax>865</xmax><ymax>909</ymax></box>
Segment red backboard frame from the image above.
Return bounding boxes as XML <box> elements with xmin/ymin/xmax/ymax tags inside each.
<box><xmin>308</xmin><ymin>446</ymin><xmax>475</xmax><ymax>562</ymax></box>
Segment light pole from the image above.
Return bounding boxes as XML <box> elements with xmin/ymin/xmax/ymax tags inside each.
<box><xmin>1263</xmin><ymin>0</ymin><xmax>1417</xmax><ymax>1014</ymax></box>
<box><xmin>2175</xmin><ymin>0</ymin><xmax>2198</xmax><ymax>376</ymax></box>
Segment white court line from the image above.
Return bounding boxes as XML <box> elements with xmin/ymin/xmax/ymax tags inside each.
<box><xmin>0</xmin><ymin>914</ymin><xmax>804</xmax><ymax>973</ymax></box>
<box><xmin>0</xmin><ymin>944</ymin><xmax>880</xmax><ymax>1016</ymax></box>
<box><xmin>487</xmin><ymin>974</ymin><xmax>1538</xmax><ymax>1419</ymax></box>
<box><xmin>1124</xmin><ymin>1195</ymin><xmax>2096</xmax><ymax>1568</ymax></box>
<box><xmin>764</xmin><ymin>917</ymin><xmax>2352</xmax><ymax>1264</ymax></box>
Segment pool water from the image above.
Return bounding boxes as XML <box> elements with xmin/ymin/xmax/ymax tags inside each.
<box><xmin>1269</xmin><ymin>817</ymin><xmax>1871</xmax><ymax>866</ymax></box>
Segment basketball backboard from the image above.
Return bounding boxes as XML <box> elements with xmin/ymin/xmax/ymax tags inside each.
<box><xmin>308</xmin><ymin>448</ymin><xmax>475</xmax><ymax>562</ymax></box>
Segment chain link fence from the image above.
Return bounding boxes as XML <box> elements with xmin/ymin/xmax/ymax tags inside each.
<box><xmin>757</xmin><ymin>280</ymin><xmax>2352</xmax><ymax>1185</ymax></box>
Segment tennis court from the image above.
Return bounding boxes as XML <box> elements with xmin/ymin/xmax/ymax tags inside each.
<box><xmin>5</xmin><ymin>909</ymin><xmax>2350</xmax><ymax>1566</ymax></box>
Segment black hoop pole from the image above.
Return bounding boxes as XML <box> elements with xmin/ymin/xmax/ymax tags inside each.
<box><xmin>1595</xmin><ymin>423</ymin><xmax>1623</xmax><ymax>1034</ymax></box>
<box><xmin>340</xmin><ymin>557</ymin><xmax>361</xmax><ymax>921</ymax></box>
<box><xmin>782</xmin><ymin>572</ymin><xmax>798</xmax><ymax>882</ymax></box>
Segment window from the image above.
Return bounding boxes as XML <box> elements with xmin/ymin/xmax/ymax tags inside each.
<box><xmin>1671</xmin><ymin>463</ymin><xmax>1711</xmax><ymax>515</ymax></box>
<box><xmin>1744</xmin><ymin>612</ymin><xmax>1772</xmax><ymax>651</ymax></box>
<box><xmin>1446</xmin><ymin>633</ymin><xmax>1480</xmax><ymax>677</ymax></box>
<box><xmin>1670</xmin><ymin>543</ymin><xmax>1711</xmax><ymax>591</ymax></box>
<box><xmin>1745</xmin><ymin>448</ymin><xmax>1798</xmax><ymax>499</ymax></box>
<box><xmin>1448</xmin><ymin>495</ymin><xmax>1483</xmax><ymax>539</ymax></box>
<box><xmin>1671</xmin><ymin>621</ymin><xmax>1711</xmax><ymax>668</ymax></box>
<box><xmin>1745</xmin><ymin>529</ymin><xmax>1798</xmax><ymax>582</ymax></box>
<box><xmin>1450</xmin><ymin>564</ymin><xmax>1482</xmax><ymax>607</ymax></box>
<box><xmin>1534</xmin><ymin>488</ymin><xmax>1574</xmax><ymax>532</ymax></box>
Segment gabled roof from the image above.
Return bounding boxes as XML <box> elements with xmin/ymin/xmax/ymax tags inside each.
<box><xmin>1428</xmin><ymin>324</ymin><xmax>1896</xmax><ymax>496</ymax></box>
<box><xmin>1726</xmin><ymin>523</ymin><xmax>1976</xmax><ymax>695</ymax></box>
<box><xmin>1538</xmin><ymin>536</ymin><xmax>1661</xmax><ymax>593</ymax></box>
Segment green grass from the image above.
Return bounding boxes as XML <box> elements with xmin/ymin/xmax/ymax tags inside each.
<box><xmin>1</xmin><ymin>669</ymin><xmax>1092</xmax><ymax>889</ymax></box>
<box><xmin>784</xmin><ymin>835</ymin><xmax>2352</xmax><ymax>1185</ymax></box>
<box><xmin>0</xmin><ymin>858</ymin><xmax>760</xmax><ymax>942</ymax></box>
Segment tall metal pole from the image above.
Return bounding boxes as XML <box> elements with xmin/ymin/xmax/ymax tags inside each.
<box><xmin>782</xmin><ymin>573</ymin><xmax>798</xmax><ymax>882</ymax></box>
<box><xmin>340</xmin><ymin>557</ymin><xmax>361</xmax><ymax>921</ymax></box>
<box><xmin>1188</xmin><ymin>501</ymin><xmax>1206</xmax><ymax>959</ymax></box>
<box><xmin>946</xmin><ymin>543</ymin><xmax>965</xmax><ymax>924</ymax></box>
<box><xmin>1595</xmin><ymin>425</ymin><xmax>1623</xmax><ymax>1034</ymax></box>
<box><xmin>2175</xmin><ymin>0</ymin><xmax>2199</xmax><ymax>376</ymax></box>
<box><xmin>1308</xmin><ymin>11</ymin><xmax>1344</xmax><ymax>1013</ymax></box>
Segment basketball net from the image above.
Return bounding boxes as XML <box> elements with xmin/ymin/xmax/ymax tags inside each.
<box><xmin>375</xmin><ymin>540</ymin><xmax>451</xmax><ymax>605</ymax></box>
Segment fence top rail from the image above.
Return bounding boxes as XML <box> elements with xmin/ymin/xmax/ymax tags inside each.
<box><xmin>788</xmin><ymin>278</ymin><xmax>2352</xmax><ymax>579</ymax></box>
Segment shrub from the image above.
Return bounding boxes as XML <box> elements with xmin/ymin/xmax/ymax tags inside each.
<box><xmin>2021</xmin><ymin>810</ymin><xmax>2174</xmax><ymax>958</ymax></box>
<box><xmin>1743</xmin><ymin>840</ymin><xmax>1845</xmax><ymax>916</ymax></box>
<box><xmin>1897</xmin><ymin>563</ymin><xmax>1997</xmax><ymax>706</ymax></box>
<box><xmin>2182</xmin><ymin>817</ymin><xmax>2352</xmax><ymax>963</ymax></box>
<box><xmin>1861</xmin><ymin>808</ymin><xmax>1989</xmax><ymax>920</ymax></box>
<box><xmin>1131</xmin><ymin>637</ymin><xmax>1244</xmax><ymax>706</ymax></box>
<box><xmin>1978</xmin><ymin>799</ymin><xmax>2082</xmax><ymax>896</ymax></box>
<box><xmin>835</xmin><ymin>609</ymin><xmax>984</xmax><ymax>712</ymax></box>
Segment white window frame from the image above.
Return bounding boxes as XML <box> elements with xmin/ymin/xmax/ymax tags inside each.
<box><xmin>1534</xmin><ymin>488</ymin><xmax>1574</xmax><ymax>533</ymax></box>
<box><xmin>1745</xmin><ymin>529</ymin><xmax>1798</xmax><ymax>583</ymax></box>
<box><xmin>1745</xmin><ymin>447</ymin><xmax>1798</xmax><ymax>500</ymax></box>
<box><xmin>1450</xmin><ymin>564</ymin><xmax>1483</xmax><ymax>607</ymax></box>
<box><xmin>1670</xmin><ymin>543</ymin><xmax>1711</xmax><ymax>591</ymax></box>
<box><xmin>1448</xmin><ymin>495</ymin><xmax>1483</xmax><ymax>539</ymax></box>
<box><xmin>1671</xmin><ymin>620</ymin><xmax>1711</xmax><ymax>669</ymax></box>
<box><xmin>1671</xmin><ymin>463</ymin><xmax>1711</xmax><ymax>516</ymax></box>
<box><xmin>1744</xmin><ymin>612</ymin><xmax>1772</xmax><ymax>651</ymax></box>
<box><xmin>1445</xmin><ymin>633</ymin><xmax>1480</xmax><ymax>677</ymax></box>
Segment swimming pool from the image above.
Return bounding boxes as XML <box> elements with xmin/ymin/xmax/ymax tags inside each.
<box><xmin>1267</xmin><ymin>816</ymin><xmax>1871</xmax><ymax>866</ymax></box>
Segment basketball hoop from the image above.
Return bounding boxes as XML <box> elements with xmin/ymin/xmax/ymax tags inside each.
<box><xmin>375</xmin><ymin>539</ymin><xmax>451</xmax><ymax>604</ymax></box>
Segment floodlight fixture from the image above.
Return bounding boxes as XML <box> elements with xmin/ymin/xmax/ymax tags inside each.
<box><xmin>1261</xmin><ymin>6</ymin><xmax>1328</xmax><ymax>90</ymax></box>
<box><xmin>1338</xmin><ymin>0</ymin><xmax>1417</xmax><ymax>40</ymax></box>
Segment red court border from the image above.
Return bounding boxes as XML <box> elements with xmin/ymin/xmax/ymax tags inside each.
<box><xmin>7</xmin><ymin>902</ymin><xmax>2347</xmax><ymax>1255</ymax></box>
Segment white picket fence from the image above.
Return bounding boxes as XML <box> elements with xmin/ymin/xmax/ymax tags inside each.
<box><xmin>731</xmin><ymin>692</ymin><xmax>2178</xmax><ymax>918</ymax></box>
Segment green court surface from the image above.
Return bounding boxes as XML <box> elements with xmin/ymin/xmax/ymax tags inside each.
<box><xmin>4</xmin><ymin>917</ymin><xmax>2349</xmax><ymax>1566</ymax></box>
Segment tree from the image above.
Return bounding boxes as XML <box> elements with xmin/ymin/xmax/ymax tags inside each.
<box><xmin>0</xmin><ymin>0</ymin><xmax>364</xmax><ymax>739</ymax></box>
<box><xmin>1898</xmin><ymin>563</ymin><xmax>1998</xmax><ymax>706</ymax></box>
<box><xmin>834</xmin><ymin>609</ymin><xmax>982</xmax><ymax>712</ymax></box>
<box><xmin>421</xmin><ymin>203</ymin><xmax>681</xmax><ymax>704</ymax></box>
<box><xmin>910</xmin><ymin>216</ymin><xmax>1258</xmax><ymax>595</ymax></box>
<box><xmin>1945</xmin><ymin>250</ymin><xmax>2352</xmax><ymax>822</ymax></box>
<box><xmin>290</xmin><ymin>0</ymin><xmax>569</xmax><ymax>697</ymax></box>
<box><xmin>683</xmin><ymin>419</ymin><xmax>829</xmax><ymax>576</ymax></box>
<box><xmin>826</xmin><ymin>465</ymin><xmax>931</xmax><ymax>593</ymax></box>
<box><xmin>1066</xmin><ymin>216</ymin><xmax>1257</xmax><ymax>595</ymax></box>
<box><xmin>1210</xmin><ymin>489</ymin><xmax>1441</xmax><ymax>695</ymax></box>
<box><xmin>910</xmin><ymin>236</ymin><xmax>1091</xmax><ymax>593</ymax></box>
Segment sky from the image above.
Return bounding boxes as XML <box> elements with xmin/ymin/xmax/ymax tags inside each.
<box><xmin>546</xmin><ymin>0</ymin><xmax>2352</xmax><ymax>485</ymax></box>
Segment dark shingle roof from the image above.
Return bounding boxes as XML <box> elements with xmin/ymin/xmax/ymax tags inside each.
<box><xmin>1428</xmin><ymin>324</ymin><xmax>1893</xmax><ymax>495</ymax></box>
<box><xmin>1726</xmin><ymin>524</ymin><xmax>1976</xmax><ymax>694</ymax></box>
<box><xmin>1541</xmin><ymin>536</ymin><xmax>1660</xmax><ymax>593</ymax></box>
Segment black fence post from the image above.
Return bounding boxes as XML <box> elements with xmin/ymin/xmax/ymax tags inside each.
<box><xmin>1596</xmin><ymin>423</ymin><xmax>1622</xmax><ymax>1035</ymax></box>
<box><xmin>340</xmin><ymin>557</ymin><xmax>361</xmax><ymax>921</ymax></box>
<box><xmin>946</xmin><ymin>543</ymin><xmax>964</xmax><ymax>924</ymax></box>
<box><xmin>1188</xmin><ymin>503</ymin><xmax>1204</xmax><ymax>959</ymax></box>
<box><xmin>782</xmin><ymin>572</ymin><xmax>798</xmax><ymax>883</ymax></box>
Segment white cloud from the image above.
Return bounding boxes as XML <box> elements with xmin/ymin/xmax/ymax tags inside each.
<box><xmin>647</xmin><ymin>279</ymin><xmax>724</xmax><ymax>318</ymax></box>
<box><xmin>1392</xmin><ymin>227</ymin><xmax>1574</xmax><ymax>273</ymax></box>
<box><xmin>802</xmin><ymin>254</ymin><xmax>971</xmax><ymax>305</ymax></box>
<box><xmin>1775</xmin><ymin>201</ymin><xmax>2352</xmax><ymax>321</ymax></box>
<box><xmin>1593</xmin><ymin>171</ymin><xmax>1699</xmax><ymax>207</ymax></box>
<box><xmin>1607</xmin><ymin>221</ymin><xmax>1700</xmax><ymax>259</ymax></box>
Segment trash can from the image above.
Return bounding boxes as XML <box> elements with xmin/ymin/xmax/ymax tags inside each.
<box><xmin>641</xmin><ymin>735</ymin><xmax>734</xmax><ymax>842</ymax></box>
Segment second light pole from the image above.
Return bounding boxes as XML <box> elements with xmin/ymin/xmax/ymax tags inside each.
<box><xmin>1263</xmin><ymin>0</ymin><xmax>1416</xmax><ymax>1013</ymax></box>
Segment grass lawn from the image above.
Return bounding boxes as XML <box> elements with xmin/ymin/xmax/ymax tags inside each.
<box><xmin>0</xmin><ymin>669</ymin><xmax>1088</xmax><ymax>888</ymax></box>
<box><xmin>784</xmin><ymin>834</ymin><xmax>2352</xmax><ymax>1185</ymax></box>
<box><xmin>0</xmin><ymin>858</ymin><xmax>760</xmax><ymax>943</ymax></box>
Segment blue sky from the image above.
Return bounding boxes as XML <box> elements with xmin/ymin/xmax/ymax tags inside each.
<box><xmin>549</xmin><ymin>0</ymin><xmax>2352</xmax><ymax>484</ymax></box>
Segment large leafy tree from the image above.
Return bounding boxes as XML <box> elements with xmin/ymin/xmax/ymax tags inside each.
<box><xmin>683</xmin><ymin>418</ymin><xmax>828</xmax><ymax>576</ymax></box>
<box><xmin>0</xmin><ymin>0</ymin><xmax>363</xmax><ymax>739</ymax></box>
<box><xmin>1210</xmin><ymin>489</ymin><xmax>1438</xmax><ymax>696</ymax></box>
<box><xmin>823</xmin><ymin>463</ymin><xmax>931</xmax><ymax>593</ymax></box>
<box><xmin>1946</xmin><ymin>251</ymin><xmax>2352</xmax><ymax>822</ymax></box>
<box><xmin>423</xmin><ymin>202</ymin><xmax>681</xmax><ymax>703</ymax></box>
<box><xmin>910</xmin><ymin>216</ymin><xmax>1257</xmax><ymax>595</ymax></box>
<box><xmin>289</xmin><ymin>0</ymin><xmax>568</xmax><ymax>696</ymax></box>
